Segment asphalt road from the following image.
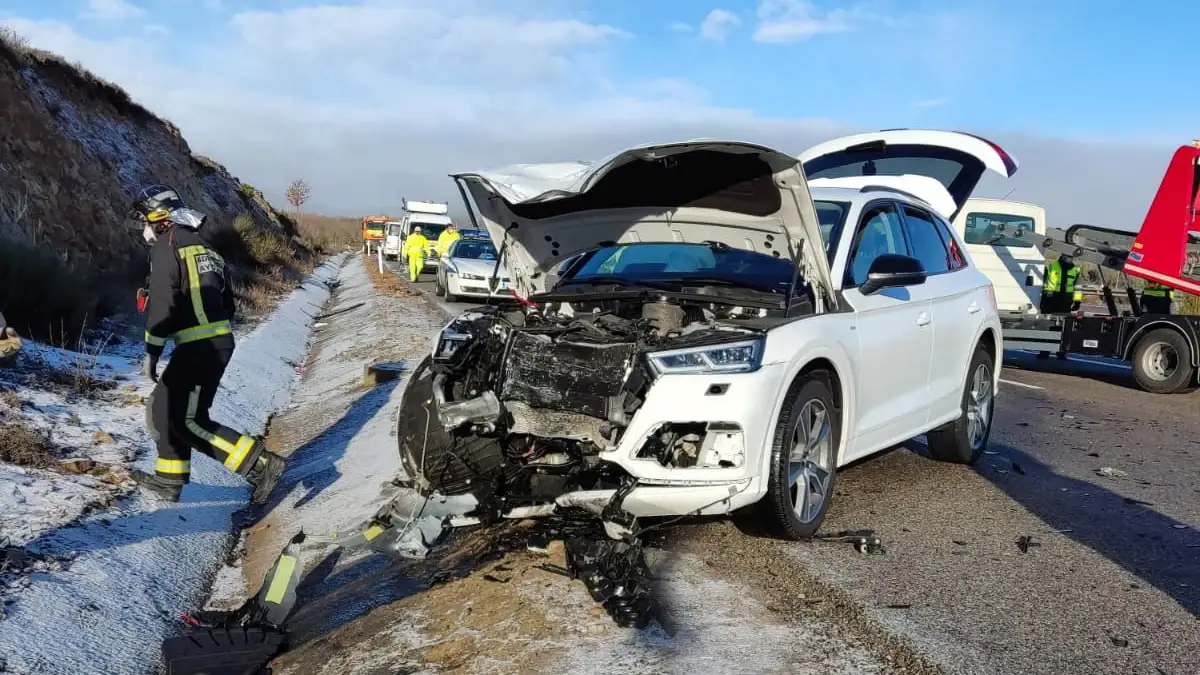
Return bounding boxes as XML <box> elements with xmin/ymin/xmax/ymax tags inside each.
<box><xmin>396</xmin><ymin>260</ymin><xmax>1199</xmax><ymax>675</ymax></box>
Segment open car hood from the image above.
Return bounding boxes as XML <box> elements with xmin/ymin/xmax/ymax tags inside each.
<box><xmin>798</xmin><ymin>129</ymin><xmax>1019</xmax><ymax>220</ymax></box>
<box><xmin>450</xmin><ymin>141</ymin><xmax>835</xmax><ymax>302</ymax></box>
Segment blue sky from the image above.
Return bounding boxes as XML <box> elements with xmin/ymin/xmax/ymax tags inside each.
<box><xmin>1</xmin><ymin>1</ymin><xmax>1193</xmax><ymax>222</ymax></box>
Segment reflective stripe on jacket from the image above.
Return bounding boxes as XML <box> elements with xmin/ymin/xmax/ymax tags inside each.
<box><xmin>1044</xmin><ymin>259</ymin><xmax>1079</xmax><ymax>293</ymax></box>
<box><xmin>144</xmin><ymin>225</ymin><xmax>235</xmax><ymax>357</ymax></box>
<box><xmin>1143</xmin><ymin>283</ymin><xmax>1175</xmax><ymax>299</ymax></box>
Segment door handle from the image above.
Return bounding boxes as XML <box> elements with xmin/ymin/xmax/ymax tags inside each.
<box><xmin>967</xmin><ymin>302</ymin><xmax>981</xmax><ymax>314</ymax></box>
<box><xmin>916</xmin><ymin>311</ymin><xmax>931</xmax><ymax>326</ymax></box>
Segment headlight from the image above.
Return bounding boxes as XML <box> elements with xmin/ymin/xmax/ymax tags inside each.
<box><xmin>433</xmin><ymin>326</ymin><xmax>471</xmax><ymax>361</ymax></box>
<box><xmin>458</xmin><ymin>272</ymin><xmax>486</xmax><ymax>281</ymax></box>
<box><xmin>647</xmin><ymin>338</ymin><xmax>763</xmax><ymax>375</ymax></box>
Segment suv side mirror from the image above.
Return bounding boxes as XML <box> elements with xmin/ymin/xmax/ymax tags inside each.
<box><xmin>860</xmin><ymin>254</ymin><xmax>927</xmax><ymax>295</ymax></box>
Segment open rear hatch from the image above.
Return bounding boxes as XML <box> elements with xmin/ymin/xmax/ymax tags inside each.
<box><xmin>798</xmin><ymin>129</ymin><xmax>1019</xmax><ymax>220</ymax></box>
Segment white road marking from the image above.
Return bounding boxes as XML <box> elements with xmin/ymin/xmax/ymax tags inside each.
<box><xmin>1000</xmin><ymin>378</ymin><xmax>1043</xmax><ymax>390</ymax></box>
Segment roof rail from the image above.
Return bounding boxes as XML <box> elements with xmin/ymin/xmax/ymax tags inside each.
<box><xmin>856</xmin><ymin>184</ymin><xmax>929</xmax><ymax>204</ymax></box>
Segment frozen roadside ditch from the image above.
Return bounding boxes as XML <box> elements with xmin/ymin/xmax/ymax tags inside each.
<box><xmin>0</xmin><ymin>253</ymin><xmax>347</xmax><ymax>675</ymax></box>
<box><xmin>203</xmin><ymin>255</ymin><xmax>444</xmax><ymax>614</ymax></box>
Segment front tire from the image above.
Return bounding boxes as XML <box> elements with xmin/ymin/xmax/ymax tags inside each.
<box><xmin>927</xmin><ymin>345</ymin><xmax>995</xmax><ymax>464</ymax></box>
<box><xmin>762</xmin><ymin>372</ymin><xmax>840</xmax><ymax>540</ymax></box>
<box><xmin>434</xmin><ymin>275</ymin><xmax>446</xmax><ymax>297</ymax></box>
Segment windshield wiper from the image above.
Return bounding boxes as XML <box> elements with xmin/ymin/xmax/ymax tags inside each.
<box><xmin>663</xmin><ymin>276</ymin><xmax>785</xmax><ymax>294</ymax></box>
<box><xmin>557</xmin><ymin>276</ymin><xmax>680</xmax><ymax>291</ymax></box>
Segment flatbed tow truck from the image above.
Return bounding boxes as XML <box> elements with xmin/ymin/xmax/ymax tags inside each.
<box><xmin>1000</xmin><ymin>141</ymin><xmax>1200</xmax><ymax>393</ymax></box>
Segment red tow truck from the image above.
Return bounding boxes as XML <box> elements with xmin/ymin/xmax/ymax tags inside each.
<box><xmin>999</xmin><ymin>141</ymin><xmax>1200</xmax><ymax>393</ymax></box>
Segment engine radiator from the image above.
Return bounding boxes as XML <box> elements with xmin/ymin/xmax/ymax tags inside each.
<box><xmin>499</xmin><ymin>331</ymin><xmax>637</xmax><ymax>419</ymax></box>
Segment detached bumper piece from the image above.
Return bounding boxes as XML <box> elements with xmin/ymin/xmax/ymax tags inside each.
<box><xmin>163</xmin><ymin>532</ymin><xmax>306</xmax><ymax>675</ymax></box>
<box><xmin>565</xmin><ymin>537</ymin><xmax>662</xmax><ymax>630</ymax></box>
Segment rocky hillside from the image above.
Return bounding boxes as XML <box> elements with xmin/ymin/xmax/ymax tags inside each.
<box><xmin>0</xmin><ymin>31</ymin><xmax>298</xmax><ymax>336</ymax></box>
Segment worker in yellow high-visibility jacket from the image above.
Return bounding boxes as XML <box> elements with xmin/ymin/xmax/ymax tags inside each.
<box><xmin>435</xmin><ymin>223</ymin><xmax>461</xmax><ymax>257</ymax></box>
<box><xmin>1141</xmin><ymin>282</ymin><xmax>1175</xmax><ymax>315</ymax></box>
<box><xmin>404</xmin><ymin>226</ymin><xmax>430</xmax><ymax>282</ymax></box>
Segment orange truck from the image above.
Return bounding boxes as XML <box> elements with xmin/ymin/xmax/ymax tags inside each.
<box><xmin>361</xmin><ymin>215</ymin><xmax>390</xmax><ymax>254</ymax></box>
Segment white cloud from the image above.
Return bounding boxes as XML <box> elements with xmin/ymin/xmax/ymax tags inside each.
<box><xmin>82</xmin><ymin>0</ymin><xmax>145</xmax><ymax>21</ymax></box>
<box><xmin>3</xmin><ymin>3</ymin><xmax>1182</xmax><ymax>229</ymax></box>
<box><xmin>699</xmin><ymin>9</ymin><xmax>741</xmax><ymax>42</ymax></box>
<box><xmin>752</xmin><ymin>0</ymin><xmax>863</xmax><ymax>43</ymax></box>
<box><xmin>670</xmin><ymin>22</ymin><xmax>693</xmax><ymax>33</ymax></box>
<box><xmin>911</xmin><ymin>97</ymin><xmax>950</xmax><ymax>108</ymax></box>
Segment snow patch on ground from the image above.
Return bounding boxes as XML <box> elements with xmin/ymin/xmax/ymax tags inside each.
<box><xmin>0</xmin><ymin>254</ymin><xmax>346</xmax><ymax>675</ymax></box>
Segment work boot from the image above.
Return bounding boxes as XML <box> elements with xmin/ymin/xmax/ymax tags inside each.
<box><xmin>134</xmin><ymin>471</ymin><xmax>184</xmax><ymax>503</ymax></box>
<box><xmin>245</xmin><ymin>449</ymin><xmax>286</xmax><ymax>504</ymax></box>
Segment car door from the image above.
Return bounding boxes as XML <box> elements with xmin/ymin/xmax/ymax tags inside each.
<box><xmin>897</xmin><ymin>203</ymin><xmax>983</xmax><ymax>421</ymax></box>
<box><xmin>838</xmin><ymin>201</ymin><xmax>935</xmax><ymax>459</ymax></box>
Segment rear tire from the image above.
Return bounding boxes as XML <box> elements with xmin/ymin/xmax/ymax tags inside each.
<box><xmin>927</xmin><ymin>344</ymin><xmax>994</xmax><ymax>464</ymax></box>
<box><xmin>1131</xmin><ymin>328</ymin><xmax>1194</xmax><ymax>393</ymax></box>
<box><xmin>761</xmin><ymin>372</ymin><xmax>840</xmax><ymax>540</ymax></box>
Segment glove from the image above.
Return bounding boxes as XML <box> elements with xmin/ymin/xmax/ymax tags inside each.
<box><xmin>142</xmin><ymin>354</ymin><xmax>160</xmax><ymax>382</ymax></box>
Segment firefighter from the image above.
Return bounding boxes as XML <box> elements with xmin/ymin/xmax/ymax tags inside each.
<box><xmin>435</xmin><ymin>222</ymin><xmax>460</xmax><ymax>258</ymax></box>
<box><xmin>130</xmin><ymin>184</ymin><xmax>286</xmax><ymax>504</ymax></box>
<box><xmin>1141</xmin><ymin>282</ymin><xmax>1175</xmax><ymax>315</ymax></box>
<box><xmin>404</xmin><ymin>225</ymin><xmax>429</xmax><ymax>282</ymax></box>
<box><xmin>1039</xmin><ymin>254</ymin><xmax>1080</xmax><ymax>314</ymax></box>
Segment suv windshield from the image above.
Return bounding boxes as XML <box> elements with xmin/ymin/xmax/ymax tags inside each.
<box><xmin>561</xmin><ymin>242</ymin><xmax>795</xmax><ymax>294</ymax></box>
<box><xmin>453</xmin><ymin>240</ymin><xmax>497</xmax><ymax>260</ymax></box>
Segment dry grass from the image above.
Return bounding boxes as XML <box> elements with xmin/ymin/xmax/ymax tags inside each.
<box><xmin>205</xmin><ymin>213</ymin><xmax>321</xmax><ymax>319</ymax></box>
<box><xmin>0</xmin><ymin>417</ymin><xmax>55</xmax><ymax>469</ymax></box>
<box><xmin>295</xmin><ymin>214</ymin><xmax>360</xmax><ymax>254</ymax></box>
<box><xmin>365</xmin><ymin>256</ymin><xmax>420</xmax><ymax>297</ymax></box>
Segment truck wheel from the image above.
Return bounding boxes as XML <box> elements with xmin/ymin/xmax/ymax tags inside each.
<box><xmin>1131</xmin><ymin>328</ymin><xmax>1195</xmax><ymax>393</ymax></box>
<box><xmin>761</xmin><ymin>371</ymin><xmax>840</xmax><ymax>540</ymax></box>
<box><xmin>927</xmin><ymin>345</ymin><xmax>994</xmax><ymax>464</ymax></box>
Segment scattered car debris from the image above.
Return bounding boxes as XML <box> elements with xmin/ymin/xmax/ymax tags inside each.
<box><xmin>1107</xmin><ymin>634</ymin><xmax>1129</xmax><ymax>648</ymax></box>
<box><xmin>1016</xmin><ymin>535</ymin><xmax>1041</xmax><ymax>553</ymax></box>
<box><xmin>1012</xmin><ymin>462</ymin><xmax>1026</xmax><ymax>475</ymax></box>
<box><xmin>314</xmin><ymin>301</ymin><xmax>365</xmax><ymax>322</ymax></box>
<box><xmin>1096</xmin><ymin>467</ymin><xmax>1129</xmax><ymax>478</ymax></box>
<box><xmin>1124</xmin><ymin>497</ymin><xmax>1154</xmax><ymax>506</ymax></box>
<box><xmin>814</xmin><ymin>530</ymin><xmax>886</xmax><ymax>555</ymax></box>
<box><xmin>885</xmin><ymin>603</ymin><xmax>912</xmax><ymax>609</ymax></box>
<box><xmin>162</xmin><ymin>532</ymin><xmax>305</xmax><ymax>674</ymax></box>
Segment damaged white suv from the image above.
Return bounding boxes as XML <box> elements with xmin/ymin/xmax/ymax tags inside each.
<box><xmin>395</xmin><ymin>130</ymin><xmax>1012</xmax><ymax>539</ymax></box>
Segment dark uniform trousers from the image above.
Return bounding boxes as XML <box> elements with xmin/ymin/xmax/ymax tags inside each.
<box><xmin>148</xmin><ymin>339</ymin><xmax>262</xmax><ymax>484</ymax></box>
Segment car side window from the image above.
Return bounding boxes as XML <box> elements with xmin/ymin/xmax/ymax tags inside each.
<box><xmin>932</xmin><ymin>214</ymin><xmax>967</xmax><ymax>271</ymax></box>
<box><xmin>847</xmin><ymin>203</ymin><xmax>908</xmax><ymax>286</ymax></box>
<box><xmin>900</xmin><ymin>206</ymin><xmax>953</xmax><ymax>275</ymax></box>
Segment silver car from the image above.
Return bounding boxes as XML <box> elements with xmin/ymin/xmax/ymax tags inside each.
<box><xmin>434</xmin><ymin>236</ymin><xmax>512</xmax><ymax>302</ymax></box>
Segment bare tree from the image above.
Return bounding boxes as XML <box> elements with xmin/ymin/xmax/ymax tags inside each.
<box><xmin>285</xmin><ymin>179</ymin><xmax>312</xmax><ymax>213</ymax></box>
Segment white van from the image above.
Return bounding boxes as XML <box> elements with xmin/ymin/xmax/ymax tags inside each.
<box><xmin>951</xmin><ymin>198</ymin><xmax>1047</xmax><ymax>315</ymax></box>
<box><xmin>382</xmin><ymin>221</ymin><xmax>404</xmax><ymax>260</ymax></box>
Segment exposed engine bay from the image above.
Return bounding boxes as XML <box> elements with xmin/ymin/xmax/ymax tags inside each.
<box><xmin>395</xmin><ymin>293</ymin><xmax>775</xmax><ymax>510</ymax></box>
